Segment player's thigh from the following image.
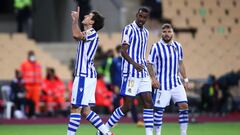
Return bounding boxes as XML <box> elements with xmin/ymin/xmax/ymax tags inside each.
<box><xmin>139</xmin><ymin>91</ymin><xmax>153</xmax><ymax>108</ymax></box>
<box><xmin>153</xmin><ymin>89</ymin><xmax>171</xmax><ymax>108</ymax></box>
<box><xmin>137</xmin><ymin>76</ymin><xmax>152</xmax><ymax>94</ymax></box>
<box><xmin>171</xmin><ymin>85</ymin><xmax>188</xmax><ymax>104</ymax></box>
<box><xmin>86</xmin><ymin>78</ymin><xmax>97</xmax><ymax>105</ymax></box>
<box><xmin>121</xmin><ymin>96</ymin><xmax>135</xmax><ymax>113</ymax></box>
<box><xmin>120</xmin><ymin>76</ymin><xmax>139</xmax><ymax>97</ymax></box>
<box><xmin>71</xmin><ymin>76</ymin><xmax>81</xmax><ymax>105</ymax></box>
<box><xmin>71</xmin><ymin>76</ymin><xmax>96</xmax><ymax>107</ymax></box>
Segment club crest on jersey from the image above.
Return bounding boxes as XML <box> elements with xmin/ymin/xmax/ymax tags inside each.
<box><xmin>79</xmin><ymin>88</ymin><xmax>83</xmax><ymax>92</ymax></box>
<box><xmin>173</xmin><ymin>47</ymin><xmax>177</xmax><ymax>52</ymax></box>
<box><xmin>122</xmin><ymin>35</ymin><xmax>129</xmax><ymax>44</ymax></box>
<box><xmin>128</xmin><ymin>88</ymin><xmax>132</xmax><ymax>93</ymax></box>
<box><xmin>85</xmin><ymin>29</ymin><xmax>95</xmax><ymax>36</ymax></box>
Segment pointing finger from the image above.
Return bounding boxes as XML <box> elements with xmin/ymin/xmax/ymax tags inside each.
<box><xmin>77</xmin><ymin>6</ymin><xmax>80</xmax><ymax>13</ymax></box>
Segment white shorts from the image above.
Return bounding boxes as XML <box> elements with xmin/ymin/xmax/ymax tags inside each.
<box><xmin>120</xmin><ymin>76</ymin><xmax>152</xmax><ymax>97</ymax></box>
<box><xmin>153</xmin><ymin>84</ymin><xmax>188</xmax><ymax>109</ymax></box>
<box><xmin>71</xmin><ymin>76</ymin><xmax>97</xmax><ymax>107</ymax></box>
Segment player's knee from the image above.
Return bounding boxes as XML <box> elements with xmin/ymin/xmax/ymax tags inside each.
<box><xmin>81</xmin><ymin>107</ymin><xmax>92</xmax><ymax>118</ymax></box>
<box><xmin>121</xmin><ymin>104</ymin><xmax>131</xmax><ymax>114</ymax></box>
<box><xmin>143</xmin><ymin>101</ymin><xmax>153</xmax><ymax>109</ymax></box>
<box><xmin>178</xmin><ymin>103</ymin><xmax>188</xmax><ymax>110</ymax></box>
<box><xmin>70</xmin><ymin>105</ymin><xmax>81</xmax><ymax>113</ymax></box>
<box><xmin>81</xmin><ymin>110</ymin><xmax>89</xmax><ymax>118</ymax></box>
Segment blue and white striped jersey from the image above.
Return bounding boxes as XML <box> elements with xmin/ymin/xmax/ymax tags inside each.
<box><xmin>74</xmin><ymin>28</ymin><xmax>98</xmax><ymax>78</ymax></box>
<box><xmin>148</xmin><ymin>39</ymin><xmax>184</xmax><ymax>90</ymax></box>
<box><xmin>121</xmin><ymin>21</ymin><xmax>149</xmax><ymax>78</ymax></box>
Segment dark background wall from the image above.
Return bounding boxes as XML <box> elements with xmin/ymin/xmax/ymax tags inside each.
<box><xmin>32</xmin><ymin>0</ymin><xmax>74</xmax><ymax>42</ymax></box>
<box><xmin>0</xmin><ymin>0</ymin><xmax>74</xmax><ymax>42</ymax></box>
<box><xmin>0</xmin><ymin>0</ymin><xmax>123</xmax><ymax>42</ymax></box>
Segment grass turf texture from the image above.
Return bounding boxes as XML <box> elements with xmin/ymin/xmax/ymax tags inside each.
<box><xmin>0</xmin><ymin>122</ymin><xmax>240</xmax><ymax>135</ymax></box>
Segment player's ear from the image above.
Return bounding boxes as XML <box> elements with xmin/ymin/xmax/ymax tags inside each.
<box><xmin>136</xmin><ymin>12</ymin><xmax>139</xmax><ymax>18</ymax></box>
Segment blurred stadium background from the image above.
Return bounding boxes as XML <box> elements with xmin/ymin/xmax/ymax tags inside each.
<box><xmin>0</xmin><ymin>0</ymin><xmax>240</xmax><ymax>134</ymax></box>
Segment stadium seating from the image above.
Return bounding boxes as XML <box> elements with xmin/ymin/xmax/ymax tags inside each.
<box><xmin>0</xmin><ymin>0</ymin><xmax>239</xmax><ymax>80</ymax></box>
<box><xmin>0</xmin><ymin>33</ymin><xmax>71</xmax><ymax>81</ymax></box>
<box><xmin>161</xmin><ymin>0</ymin><xmax>240</xmax><ymax>79</ymax></box>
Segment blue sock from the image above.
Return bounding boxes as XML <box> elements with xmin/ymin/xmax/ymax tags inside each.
<box><xmin>179</xmin><ymin>110</ymin><xmax>189</xmax><ymax>135</ymax></box>
<box><xmin>154</xmin><ymin>108</ymin><xmax>164</xmax><ymax>135</ymax></box>
<box><xmin>143</xmin><ymin>109</ymin><xmax>154</xmax><ymax>135</ymax></box>
<box><xmin>86</xmin><ymin>111</ymin><xmax>109</xmax><ymax>134</ymax></box>
<box><xmin>67</xmin><ymin>113</ymin><xmax>81</xmax><ymax>135</ymax></box>
<box><xmin>106</xmin><ymin>107</ymin><xmax>125</xmax><ymax>129</ymax></box>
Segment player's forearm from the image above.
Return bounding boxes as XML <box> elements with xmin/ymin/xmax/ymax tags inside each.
<box><xmin>121</xmin><ymin>50</ymin><xmax>137</xmax><ymax>66</ymax></box>
<box><xmin>147</xmin><ymin>62</ymin><xmax>156</xmax><ymax>79</ymax></box>
<box><xmin>72</xmin><ymin>21</ymin><xmax>84</xmax><ymax>40</ymax></box>
<box><xmin>179</xmin><ymin>61</ymin><xmax>187</xmax><ymax>79</ymax></box>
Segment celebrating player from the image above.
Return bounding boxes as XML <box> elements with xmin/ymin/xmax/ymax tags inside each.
<box><xmin>67</xmin><ymin>6</ymin><xmax>114</xmax><ymax>135</ymax></box>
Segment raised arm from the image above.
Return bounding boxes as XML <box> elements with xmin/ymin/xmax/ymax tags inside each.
<box><xmin>71</xmin><ymin>6</ymin><xmax>85</xmax><ymax>40</ymax></box>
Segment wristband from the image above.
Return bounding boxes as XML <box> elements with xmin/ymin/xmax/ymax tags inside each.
<box><xmin>184</xmin><ymin>78</ymin><xmax>189</xmax><ymax>83</ymax></box>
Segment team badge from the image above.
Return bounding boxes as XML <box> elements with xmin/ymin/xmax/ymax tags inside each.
<box><xmin>173</xmin><ymin>47</ymin><xmax>177</xmax><ymax>52</ymax></box>
<box><xmin>122</xmin><ymin>35</ymin><xmax>129</xmax><ymax>44</ymax></box>
<box><xmin>79</xmin><ymin>88</ymin><xmax>83</xmax><ymax>92</ymax></box>
<box><xmin>85</xmin><ymin>29</ymin><xmax>94</xmax><ymax>36</ymax></box>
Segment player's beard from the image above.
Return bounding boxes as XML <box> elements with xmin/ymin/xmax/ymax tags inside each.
<box><xmin>162</xmin><ymin>35</ymin><xmax>172</xmax><ymax>43</ymax></box>
<box><xmin>136</xmin><ymin>21</ymin><xmax>144</xmax><ymax>28</ymax></box>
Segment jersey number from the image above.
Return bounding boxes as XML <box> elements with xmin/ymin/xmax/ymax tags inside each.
<box><xmin>128</xmin><ymin>80</ymin><xmax>134</xmax><ymax>88</ymax></box>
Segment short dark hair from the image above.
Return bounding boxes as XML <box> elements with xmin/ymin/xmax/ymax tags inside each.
<box><xmin>138</xmin><ymin>7</ymin><xmax>150</xmax><ymax>14</ymax></box>
<box><xmin>28</xmin><ymin>50</ymin><xmax>35</xmax><ymax>56</ymax></box>
<box><xmin>162</xmin><ymin>23</ymin><xmax>173</xmax><ymax>30</ymax></box>
<box><xmin>91</xmin><ymin>11</ymin><xmax>104</xmax><ymax>31</ymax></box>
<box><xmin>116</xmin><ymin>44</ymin><xmax>121</xmax><ymax>53</ymax></box>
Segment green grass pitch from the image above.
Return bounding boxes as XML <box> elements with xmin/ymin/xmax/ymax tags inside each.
<box><xmin>0</xmin><ymin>122</ymin><xmax>240</xmax><ymax>135</ymax></box>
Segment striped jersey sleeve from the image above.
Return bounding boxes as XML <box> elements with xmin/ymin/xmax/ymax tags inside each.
<box><xmin>84</xmin><ymin>28</ymin><xmax>97</xmax><ymax>41</ymax></box>
<box><xmin>174</xmin><ymin>41</ymin><xmax>184</xmax><ymax>61</ymax></box>
<box><xmin>148</xmin><ymin>44</ymin><xmax>158</xmax><ymax>64</ymax></box>
<box><xmin>179</xmin><ymin>44</ymin><xmax>183</xmax><ymax>61</ymax></box>
<box><xmin>121</xmin><ymin>26</ymin><xmax>132</xmax><ymax>45</ymax></box>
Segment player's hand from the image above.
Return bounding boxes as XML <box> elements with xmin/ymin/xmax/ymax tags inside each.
<box><xmin>183</xmin><ymin>82</ymin><xmax>190</xmax><ymax>90</ymax></box>
<box><xmin>151</xmin><ymin>78</ymin><xmax>160</xmax><ymax>89</ymax></box>
<box><xmin>71</xmin><ymin>6</ymin><xmax>80</xmax><ymax>22</ymax></box>
<box><xmin>133</xmin><ymin>63</ymin><xmax>144</xmax><ymax>72</ymax></box>
<box><xmin>113</xmin><ymin>85</ymin><xmax>120</xmax><ymax>94</ymax></box>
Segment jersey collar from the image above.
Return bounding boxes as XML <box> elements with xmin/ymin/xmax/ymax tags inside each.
<box><xmin>85</xmin><ymin>28</ymin><xmax>95</xmax><ymax>33</ymax></box>
<box><xmin>160</xmin><ymin>39</ymin><xmax>174</xmax><ymax>46</ymax></box>
<box><xmin>132</xmin><ymin>21</ymin><xmax>144</xmax><ymax>30</ymax></box>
